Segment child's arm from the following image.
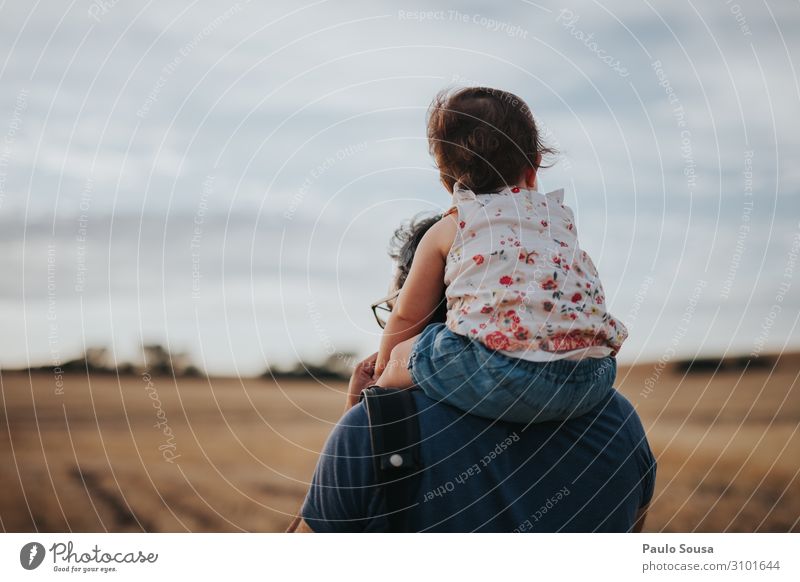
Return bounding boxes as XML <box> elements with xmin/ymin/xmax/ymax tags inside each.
<box><xmin>374</xmin><ymin>216</ymin><xmax>455</xmax><ymax>379</ymax></box>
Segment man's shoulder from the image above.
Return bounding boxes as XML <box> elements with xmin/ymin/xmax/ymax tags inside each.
<box><xmin>341</xmin><ymin>399</ymin><xmax>371</xmax><ymax>425</ymax></box>
<box><xmin>326</xmin><ymin>400</ymin><xmax>371</xmax><ymax>449</ymax></box>
<box><xmin>606</xmin><ymin>387</ymin><xmax>637</xmax><ymax>414</ymax></box>
<box><xmin>601</xmin><ymin>389</ymin><xmax>649</xmax><ymax>441</ymax></box>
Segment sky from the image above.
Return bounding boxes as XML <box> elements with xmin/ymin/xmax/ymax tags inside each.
<box><xmin>0</xmin><ymin>0</ymin><xmax>798</xmax><ymax>376</ymax></box>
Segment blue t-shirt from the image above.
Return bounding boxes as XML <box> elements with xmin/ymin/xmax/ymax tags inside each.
<box><xmin>301</xmin><ymin>389</ymin><xmax>656</xmax><ymax>532</ymax></box>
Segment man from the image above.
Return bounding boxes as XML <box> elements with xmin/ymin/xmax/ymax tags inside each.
<box><xmin>293</xmin><ymin>355</ymin><xmax>656</xmax><ymax>532</ymax></box>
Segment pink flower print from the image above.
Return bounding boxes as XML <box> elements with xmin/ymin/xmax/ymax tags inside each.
<box><xmin>480</xmin><ymin>305</ymin><xmax>493</xmax><ymax>314</ymax></box>
<box><xmin>552</xmin><ymin>255</ymin><xmax>561</xmax><ymax>265</ymax></box>
<box><xmin>513</xmin><ymin>326</ymin><xmax>530</xmax><ymax>341</ymax></box>
<box><xmin>499</xmin><ymin>275</ymin><xmax>513</xmax><ymax>286</ymax></box>
<box><xmin>543</xmin><ymin>300</ymin><xmax>554</xmax><ymax>312</ymax></box>
<box><xmin>459</xmin><ymin>220</ymin><xmax>465</xmax><ymax>229</ymax></box>
<box><xmin>571</xmin><ymin>292</ymin><xmax>582</xmax><ymax>303</ymax></box>
<box><xmin>541</xmin><ymin>278</ymin><xmax>557</xmax><ymax>290</ymax></box>
<box><xmin>472</xmin><ymin>254</ymin><xmax>485</xmax><ymax>265</ymax></box>
<box><xmin>484</xmin><ymin>331</ymin><xmax>511</xmax><ymax>350</ymax></box>
<box><xmin>499</xmin><ymin>310</ymin><xmax>521</xmax><ymax>330</ymax></box>
<box><xmin>541</xmin><ymin>220</ymin><xmax>549</xmax><ymax>227</ymax></box>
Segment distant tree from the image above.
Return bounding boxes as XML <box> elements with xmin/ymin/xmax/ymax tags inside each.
<box><xmin>142</xmin><ymin>344</ymin><xmax>172</xmax><ymax>375</ymax></box>
<box><xmin>261</xmin><ymin>351</ymin><xmax>356</xmax><ymax>381</ymax></box>
<box><xmin>84</xmin><ymin>347</ymin><xmax>110</xmax><ymax>370</ymax></box>
<box><xmin>674</xmin><ymin>354</ymin><xmax>774</xmax><ymax>374</ymax></box>
<box><xmin>58</xmin><ymin>347</ymin><xmax>113</xmax><ymax>373</ymax></box>
<box><xmin>141</xmin><ymin>344</ymin><xmax>204</xmax><ymax>377</ymax></box>
<box><xmin>322</xmin><ymin>351</ymin><xmax>357</xmax><ymax>378</ymax></box>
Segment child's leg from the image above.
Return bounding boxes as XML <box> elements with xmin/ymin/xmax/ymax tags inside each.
<box><xmin>374</xmin><ymin>335</ymin><xmax>418</xmax><ymax>389</ymax></box>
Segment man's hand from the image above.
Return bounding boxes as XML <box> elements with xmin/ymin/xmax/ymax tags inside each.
<box><xmin>345</xmin><ymin>352</ymin><xmax>378</xmax><ymax>410</ymax></box>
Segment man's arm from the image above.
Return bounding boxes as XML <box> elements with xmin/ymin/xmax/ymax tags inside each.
<box><xmin>286</xmin><ymin>517</ymin><xmax>314</xmax><ymax>533</ymax></box>
<box><xmin>297</xmin><ymin>402</ymin><xmax>384</xmax><ymax>532</ymax></box>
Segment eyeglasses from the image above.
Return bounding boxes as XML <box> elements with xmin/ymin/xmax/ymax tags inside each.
<box><xmin>370</xmin><ymin>289</ymin><xmax>400</xmax><ymax>329</ymax></box>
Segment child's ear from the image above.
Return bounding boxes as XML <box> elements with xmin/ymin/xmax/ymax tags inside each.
<box><xmin>524</xmin><ymin>166</ymin><xmax>537</xmax><ymax>189</ymax></box>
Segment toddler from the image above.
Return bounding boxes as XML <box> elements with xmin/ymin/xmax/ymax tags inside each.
<box><xmin>372</xmin><ymin>87</ymin><xmax>628</xmax><ymax>423</ymax></box>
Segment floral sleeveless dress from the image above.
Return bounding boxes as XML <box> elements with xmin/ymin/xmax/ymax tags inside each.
<box><xmin>443</xmin><ymin>183</ymin><xmax>628</xmax><ymax>362</ymax></box>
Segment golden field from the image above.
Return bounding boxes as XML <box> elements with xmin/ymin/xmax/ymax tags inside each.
<box><xmin>1</xmin><ymin>354</ymin><xmax>798</xmax><ymax>532</ymax></box>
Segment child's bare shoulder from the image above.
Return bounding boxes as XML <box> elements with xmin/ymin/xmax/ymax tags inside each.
<box><xmin>421</xmin><ymin>212</ymin><xmax>458</xmax><ymax>256</ymax></box>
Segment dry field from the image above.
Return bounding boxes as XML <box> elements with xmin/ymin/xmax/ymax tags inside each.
<box><xmin>1</xmin><ymin>354</ymin><xmax>798</xmax><ymax>532</ymax></box>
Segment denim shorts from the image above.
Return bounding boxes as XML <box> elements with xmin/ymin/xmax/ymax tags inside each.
<box><xmin>407</xmin><ymin>322</ymin><xmax>617</xmax><ymax>423</ymax></box>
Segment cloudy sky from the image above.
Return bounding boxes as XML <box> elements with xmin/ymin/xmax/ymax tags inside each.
<box><xmin>0</xmin><ymin>0</ymin><xmax>798</xmax><ymax>375</ymax></box>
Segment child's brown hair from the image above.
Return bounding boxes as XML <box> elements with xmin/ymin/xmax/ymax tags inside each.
<box><xmin>426</xmin><ymin>87</ymin><xmax>555</xmax><ymax>193</ymax></box>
